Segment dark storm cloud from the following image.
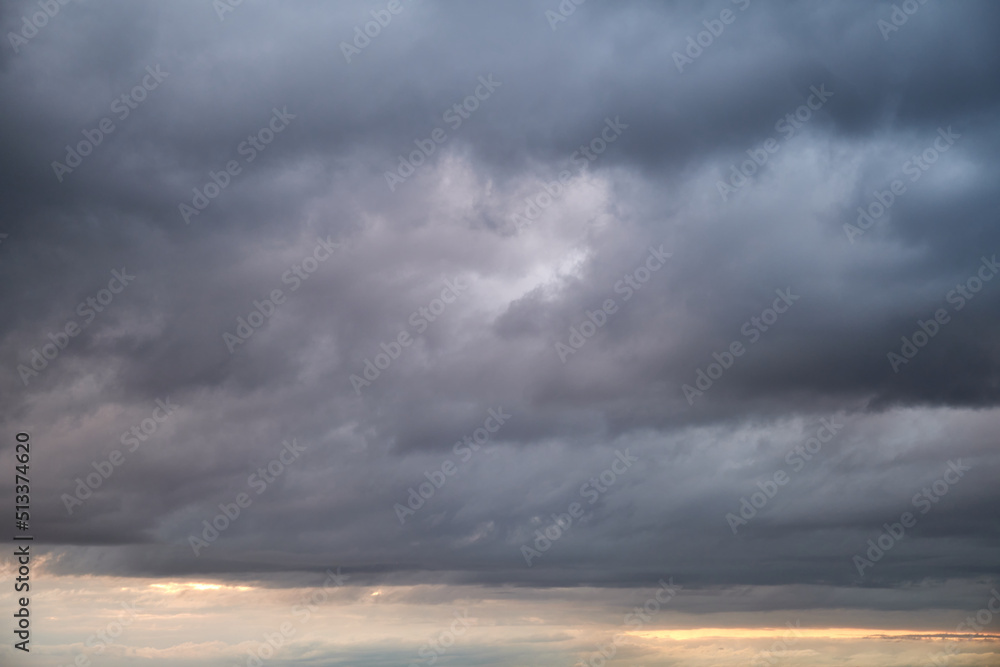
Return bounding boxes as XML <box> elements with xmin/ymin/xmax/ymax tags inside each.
<box><xmin>1</xmin><ymin>0</ymin><xmax>999</xmax><ymax>616</ymax></box>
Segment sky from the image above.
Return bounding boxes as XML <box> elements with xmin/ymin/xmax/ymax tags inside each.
<box><xmin>1</xmin><ymin>0</ymin><xmax>999</xmax><ymax>665</ymax></box>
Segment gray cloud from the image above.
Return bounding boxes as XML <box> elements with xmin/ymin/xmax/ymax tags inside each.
<box><xmin>1</xmin><ymin>0</ymin><xmax>999</xmax><ymax>635</ymax></box>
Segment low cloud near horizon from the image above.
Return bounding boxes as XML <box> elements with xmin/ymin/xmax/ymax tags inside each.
<box><xmin>1</xmin><ymin>1</ymin><xmax>999</xmax><ymax>665</ymax></box>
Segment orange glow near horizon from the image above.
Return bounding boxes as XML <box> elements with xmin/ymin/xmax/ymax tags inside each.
<box><xmin>628</xmin><ymin>627</ymin><xmax>1000</xmax><ymax>641</ymax></box>
<box><xmin>148</xmin><ymin>581</ymin><xmax>254</xmax><ymax>593</ymax></box>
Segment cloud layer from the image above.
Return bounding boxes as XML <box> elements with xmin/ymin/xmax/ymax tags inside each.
<box><xmin>1</xmin><ymin>2</ymin><xmax>999</xmax><ymax>664</ymax></box>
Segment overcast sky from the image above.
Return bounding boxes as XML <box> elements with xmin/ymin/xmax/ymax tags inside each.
<box><xmin>1</xmin><ymin>0</ymin><xmax>999</xmax><ymax>665</ymax></box>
